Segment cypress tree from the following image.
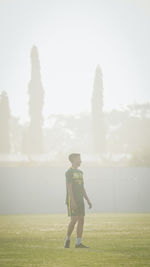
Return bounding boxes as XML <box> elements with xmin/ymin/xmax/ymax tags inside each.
<box><xmin>23</xmin><ymin>46</ymin><xmax>44</xmax><ymax>154</ymax></box>
<box><xmin>0</xmin><ymin>91</ymin><xmax>10</xmax><ymax>153</ymax></box>
<box><xmin>91</xmin><ymin>65</ymin><xmax>106</xmax><ymax>154</ymax></box>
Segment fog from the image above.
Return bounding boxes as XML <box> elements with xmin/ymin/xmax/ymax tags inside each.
<box><xmin>0</xmin><ymin>0</ymin><xmax>150</xmax><ymax>119</ymax></box>
<box><xmin>0</xmin><ymin>0</ymin><xmax>150</xmax><ymax>214</ymax></box>
<box><xmin>0</xmin><ymin>166</ymin><xmax>150</xmax><ymax>214</ymax></box>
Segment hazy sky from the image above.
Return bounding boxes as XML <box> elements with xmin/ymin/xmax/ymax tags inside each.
<box><xmin>0</xmin><ymin>0</ymin><xmax>150</xmax><ymax>122</ymax></box>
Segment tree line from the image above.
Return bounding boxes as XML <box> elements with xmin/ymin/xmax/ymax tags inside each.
<box><xmin>0</xmin><ymin>46</ymin><xmax>150</xmax><ymax>166</ymax></box>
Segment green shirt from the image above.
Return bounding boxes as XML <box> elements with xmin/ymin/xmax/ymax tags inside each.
<box><xmin>65</xmin><ymin>167</ymin><xmax>84</xmax><ymax>205</ymax></box>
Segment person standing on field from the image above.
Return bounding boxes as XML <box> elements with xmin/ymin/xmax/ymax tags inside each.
<box><xmin>64</xmin><ymin>153</ymin><xmax>92</xmax><ymax>248</ymax></box>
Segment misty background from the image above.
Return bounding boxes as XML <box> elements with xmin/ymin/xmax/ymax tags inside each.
<box><xmin>0</xmin><ymin>0</ymin><xmax>150</xmax><ymax>214</ymax></box>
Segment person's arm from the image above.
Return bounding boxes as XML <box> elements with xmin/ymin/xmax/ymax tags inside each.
<box><xmin>67</xmin><ymin>183</ymin><xmax>77</xmax><ymax>210</ymax></box>
<box><xmin>83</xmin><ymin>187</ymin><xmax>92</xmax><ymax>209</ymax></box>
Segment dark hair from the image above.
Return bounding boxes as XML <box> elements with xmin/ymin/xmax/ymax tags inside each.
<box><xmin>68</xmin><ymin>153</ymin><xmax>80</xmax><ymax>163</ymax></box>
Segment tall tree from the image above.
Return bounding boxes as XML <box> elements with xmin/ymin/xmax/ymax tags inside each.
<box><xmin>91</xmin><ymin>65</ymin><xmax>106</xmax><ymax>154</ymax></box>
<box><xmin>0</xmin><ymin>91</ymin><xmax>10</xmax><ymax>153</ymax></box>
<box><xmin>23</xmin><ymin>46</ymin><xmax>44</xmax><ymax>154</ymax></box>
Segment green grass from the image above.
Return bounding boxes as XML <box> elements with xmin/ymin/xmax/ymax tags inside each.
<box><xmin>0</xmin><ymin>213</ymin><xmax>150</xmax><ymax>267</ymax></box>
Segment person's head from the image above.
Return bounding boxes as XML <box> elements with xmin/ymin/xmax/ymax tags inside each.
<box><xmin>68</xmin><ymin>153</ymin><xmax>81</xmax><ymax>168</ymax></box>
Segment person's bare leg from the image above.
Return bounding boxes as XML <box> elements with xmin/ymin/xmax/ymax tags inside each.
<box><xmin>67</xmin><ymin>216</ymin><xmax>78</xmax><ymax>237</ymax></box>
<box><xmin>75</xmin><ymin>215</ymin><xmax>88</xmax><ymax>248</ymax></box>
<box><xmin>76</xmin><ymin>216</ymin><xmax>84</xmax><ymax>238</ymax></box>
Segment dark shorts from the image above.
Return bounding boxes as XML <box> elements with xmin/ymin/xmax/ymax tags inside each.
<box><xmin>67</xmin><ymin>201</ymin><xmax>85</xmax><ymax>217</ymax></box>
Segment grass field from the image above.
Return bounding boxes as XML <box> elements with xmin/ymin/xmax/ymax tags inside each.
<box><xmin>0</xmin><ymin>213</ymin><xmax>150</xmax><ymax>267</ymax></box>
